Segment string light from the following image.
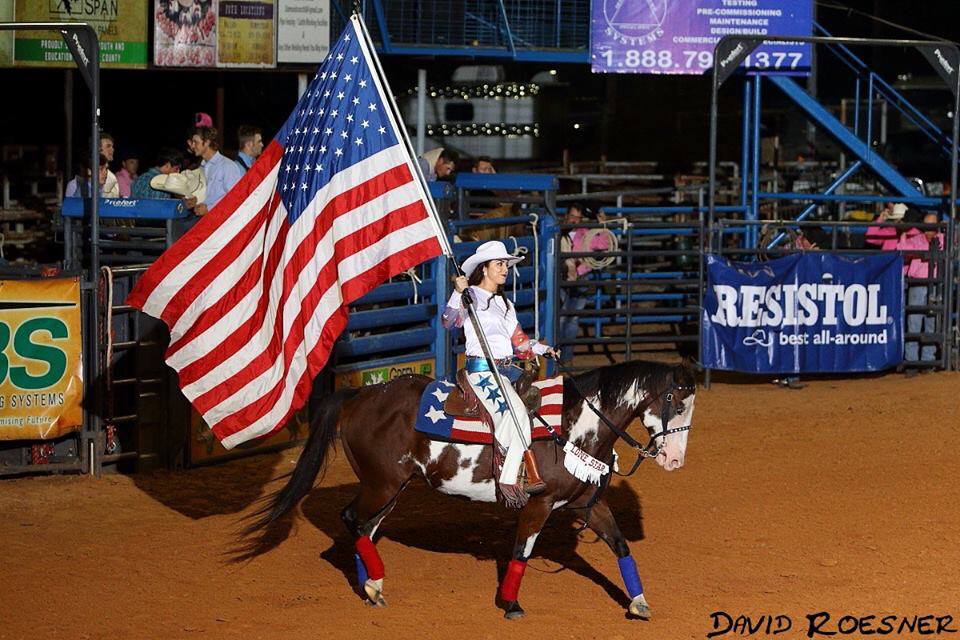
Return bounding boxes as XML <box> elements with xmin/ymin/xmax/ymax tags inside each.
<box><xmin>425</xmin><ymin>123</ymin><xmax>539</xmax><ymax>137</ymax></box>
<box><xmin>402</xmin><ymin>82</ymin><xmax>540</xmax><ymax>100</ymax></box>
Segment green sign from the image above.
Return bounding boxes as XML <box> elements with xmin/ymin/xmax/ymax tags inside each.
<box><xmin>13</xmin><ymin>0</ymin><xmax>148</xmax><ymax>68</ymax></box>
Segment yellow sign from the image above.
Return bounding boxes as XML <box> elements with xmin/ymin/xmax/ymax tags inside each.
<box><xmin>0</xmin><ymin>278</ymin><xmax>83</xmax><ymax>440</ymax></box>
<box><xmin>13</xmin><ymin>0</ymin><xmax>148</xmax><ymax>68</ymax></box>
<box><xmin>0</xmin><ymin>0</ymin><xmax>13</xmax><ymax>67</ymax></box>
<box><xmin>335</xmin><ymin>358</ymin><xmax>435</xmax><ymax>389</ymax></box>
<box><xmin>218</xmin><ymin>0</ymin><xmax>275</xmax><ymax>67</ymax></box>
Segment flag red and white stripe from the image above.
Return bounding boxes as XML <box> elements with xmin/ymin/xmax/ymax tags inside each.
<box><xmin>127</xmin><ymin>18</ymin><xmax>443</xmax><ymax>449</ymax></box>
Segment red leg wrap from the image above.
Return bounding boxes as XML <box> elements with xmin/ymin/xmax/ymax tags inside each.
<box><xmin>354</xmin><ymin>536</ymin><xmax>385</xmax><ymax>580</ymax></box>
<box><xmin>498</xmin><ymin>559</ymin><xmax>527</xmax><ymax>602</ymax></box>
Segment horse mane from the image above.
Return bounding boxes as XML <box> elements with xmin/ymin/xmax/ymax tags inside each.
<box><xmin>566</xmin><ymin>360</ymin><xmax>693</xmax><ymax>411</ymax></box>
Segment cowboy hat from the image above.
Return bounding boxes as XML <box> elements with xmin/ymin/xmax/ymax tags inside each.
<box><xmin>420</xmin><ymin>147</ymin><xmax>444</xmax><ymax>169</ymax></box>
<box><xmin>461</xmin><ymin>240</ymin><xmax>523</xmax><ymax>279</ymax></box>
<box><xmin>150</xmin><ymin>168</ymin><xmax>206</xmax><ymax>204</ymax></box>
<box><xmin>888</xmin><ymin>203</ymin><xmax>907</xmax><ymax>221</ymax></box>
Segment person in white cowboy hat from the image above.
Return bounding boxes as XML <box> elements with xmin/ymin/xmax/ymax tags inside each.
<box><xmin>442</xmin><ymin>240</ymin><xmax>558</xmax><ymax>504</ymax></box>
<box><xmin>417</xmin><ymin>147</ymin><xmax>456</xmax><ymax>182</ymax></box>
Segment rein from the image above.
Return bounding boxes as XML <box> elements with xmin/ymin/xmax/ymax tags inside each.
<box><xmin>551</xmin><ymin>359</ymin><xmax>693</xmax><ymax>478</ymax></box>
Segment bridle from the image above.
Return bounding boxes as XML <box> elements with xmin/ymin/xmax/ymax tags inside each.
<box><xmin>553</xmin><ymin>359</ymin><xmax>694</xmax><ymax>477</ymax></box>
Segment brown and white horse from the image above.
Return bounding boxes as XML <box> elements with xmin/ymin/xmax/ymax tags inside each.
<box><xmin>244</xmin><ymin>360</ymin><xmax>696</xmax><ymax>619</ymax></box>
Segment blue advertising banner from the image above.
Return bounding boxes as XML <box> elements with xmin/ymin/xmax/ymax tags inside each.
<box><xmin>591</xmin><ymin>0</ymin><xmax>812</xmax><ymax>75</ymax></box>
<box><xmin>701</xmin><ymin>253</ymin><xmax>904</xmax><ymax>373</ymax></box>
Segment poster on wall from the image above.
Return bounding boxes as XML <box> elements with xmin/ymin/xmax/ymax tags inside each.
<box><xmin>13</xmin><ymin>0</ymin><xmax>148</xmax><ymax>68</ymax></box>
<box><xmin>0</xmin><ymin>278</ymin><xmax>84</xmax><ymax>441</ymax></box>
<box><xmin>218</xmin><ymin>0</ymin><xmax>276</xmax><ymax>67</ymax></box>
<box><xmin>154</xmin><ymin>0</ymin><xmax>218</xmax><ymax>67</ymax></box>
<box><xmin>590</xmin><ymin>0</ymin><xmax>812</xmax><ymax>75</ymax></box>
<box><xmin>277</xmin><ymin>0</ymin><xmax>329</xmax><ymax>64</ymax></box>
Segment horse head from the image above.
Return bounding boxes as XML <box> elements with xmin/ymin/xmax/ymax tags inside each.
<box><xmin>638</xmin><ymin>362</ymin><xmax>697</xmax><ymax>472</ymax></box>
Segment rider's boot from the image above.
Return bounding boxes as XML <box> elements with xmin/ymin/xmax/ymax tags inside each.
<box><xmin>523</xmin><ymin>450</ymin><xmax>546</xmax><ymax>495</ymax></box>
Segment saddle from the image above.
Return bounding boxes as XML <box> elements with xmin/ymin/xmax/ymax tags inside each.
<box><xmin>443</xmin><ymin>367</ymin><xmax>542</xmax><ymax>418</ymax></box>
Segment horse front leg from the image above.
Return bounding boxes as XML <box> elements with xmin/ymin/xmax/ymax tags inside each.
<box><xmin>585</xmin><ymin>498</ymin><xmax>651</xmax><ymax>619</ymax></box>
<box><xmin>499</xmin><ymin>497</ymin><xmax>553</xmax><ymax>620</ymax></box>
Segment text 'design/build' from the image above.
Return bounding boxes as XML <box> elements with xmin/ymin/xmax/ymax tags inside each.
<box><xmin>700</xmin><ymin>253</ymin><xmax>904</xmax><ymax>374</ymax></box>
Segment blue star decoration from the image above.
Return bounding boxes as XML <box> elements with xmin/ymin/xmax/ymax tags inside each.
<box><xmin>486</xmin><ymin>387</ymin><xmax>502</xmax><ymax>402</ymax></box>
<box><xmin>475</xmin><ymin>375</ymin><xmax>493</xmax><ymax>391</ymax></box>
<box><xmin>496</xmin><ymin>400</ymin><xmax>510</xmax><ymax>415</ymax></box>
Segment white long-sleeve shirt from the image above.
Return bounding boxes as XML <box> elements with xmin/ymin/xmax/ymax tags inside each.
<box><xmin>443</xmin><ymin>286</ymin><xmax>549</xmax><ymax>359</ymax></box>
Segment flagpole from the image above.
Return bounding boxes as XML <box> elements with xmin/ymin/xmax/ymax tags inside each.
<box><xmin>353</xmin><ymin>12</ymin><xmax>532</xmax><ymax>454</ymax></box>
<box><xmin>351</xmin><ymin>13</ymin><xmax>452</xmax><ymax>258</ymax></box>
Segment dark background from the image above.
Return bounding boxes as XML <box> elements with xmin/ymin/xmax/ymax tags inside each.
<box><xmin>1</xmin><ymin>0</ymin><xmax>958</xmax><ymax>176</ymax></box>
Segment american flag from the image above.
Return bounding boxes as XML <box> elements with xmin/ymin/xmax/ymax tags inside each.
<box><xmin>414</xmin><ymin>377</ymin><xmax>564</xmax><ymax>444</ymax></box>
<box><xmin>127</xmin><ymin>16</ymin><xmax>444</xmax><ymax>449</ymax></box>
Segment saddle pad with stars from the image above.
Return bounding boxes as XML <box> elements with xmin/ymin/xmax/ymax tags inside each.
<box><xmin>414</xmin><ymin>376</ymin><xmax>564</xmax><ymax>444</ymax></box>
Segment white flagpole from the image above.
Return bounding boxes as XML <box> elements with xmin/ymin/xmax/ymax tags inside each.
<box><xmin>353</xmin><ymin>13</ymin><xmax>532</xmax><ymax>454</ymax></box>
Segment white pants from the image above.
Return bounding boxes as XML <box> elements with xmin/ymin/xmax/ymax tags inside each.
<box><xmin>467</xmin><ymin>371</ymin><xmax>531</xmax><ymax>485</ymax></box>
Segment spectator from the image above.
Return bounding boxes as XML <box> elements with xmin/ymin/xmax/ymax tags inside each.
<box><xmin>471</xmin><ymin>156</ymin><xmax>496</xmax><ymax>174</ymax></box>
<box><xmin>865</xmin><ymin>202</ymin><xmax>904</xmax><ymax>251</ymax></box>
<box><xmin>188</xmin><ymin>125</ymin><xmax>244</xmax><ymax>215</ymax></box>
<box><xmin>417</xmin><ymin>147</ymin><xmax>456</xmax><ymax>181</ymax></box>
<box><xmin>115</xmin><ymin>152</ymin><xmax>140</xmax><ymax>199</ymax></box>
<box><xmin>99</xmin><ymin>132</ymin><xmax>121</xmax><ymax>196</ymax></box>
<box><xmin>65</xmin><ymin>153</ymin><xmax>118</xmax><ymax>198</ymax></box>
<box><xmin>236</xmin><ymin>125</ymin><xmax>264</xmax><ymax>171</ymax></box>
<box><xmin>557</xmin><ymin>203</ymin><xmax>612</xmax><ymax>362</ymax></box>
<box><xmin>898</xmin><ymin>211</ymin><xmax>944</xmax><ymax>369</ymax></box>
<box><xmin>131</xmin><ymin>149</ymin><xmax>183</xmax><ymax>200</ymax></box>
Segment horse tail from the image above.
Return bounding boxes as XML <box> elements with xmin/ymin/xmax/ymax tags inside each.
<box><xmin>243</xmin><ymin>387</ymin><xmax>359</xmax><ymax>536</ymax></box>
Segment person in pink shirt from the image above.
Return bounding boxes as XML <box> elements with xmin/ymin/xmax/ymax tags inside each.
<box><xmin>865</xmin><ymin>202</ymin><xmax>904</xmax><ymax>250</ymax></box>
<box><xmin>897</xmin><ymin>211</ymin><xmax>945</xmax><ymax>366</ymax></box>
<box><xmin>558</xmin><ymin>204</ymin><xmax>613</xmax><ymax>361</ymax></box>
<box><xmin>115</xmin><ymin>152</ymin><xmax>139</xmax><ymax>199</ymax></box>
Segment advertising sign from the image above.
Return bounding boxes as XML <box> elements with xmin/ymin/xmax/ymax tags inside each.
<box><xmin>277</xmin><ymin>0</ymin><xmax>329</xmax><ymax>64</ymax></box>
<box><xmin>218</xmin><ymin>0</ymin><xmax>275</xmax><ymax>67</ymax></box>
<box><xmin>154</xmin><ymin>0</ymin><xmax>218</xmax><ymax>67</ymax></box>
<box><xmin>0</xmin><ymin>0</ymin><xmax>12</xmax><ymax>67</ymax></box>
<box><xmin>0</xmin><ymin>278</ymin><xmax>84</xmax><ymax>441</ymax></box>
<box><xmin>591</xmin><ymin>0</ymin><xmax>812</xmax><ymax>75</ymax></box>
<box><xmin>334</xmin><ymin>358</ymin><xmax>435</xmax><ymax>390</ymax></box>
<box><xmin>13</xmin><ymin>0</ymin><xmax>148</xmax><ymax>68</ymax></box>
<box><xmin>701</xmin><ymin>253</ymin><xmax>904</xmax><ymax>374</ymax></box>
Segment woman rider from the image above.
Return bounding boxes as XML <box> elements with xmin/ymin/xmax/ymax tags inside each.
<box><xmin>442</xmin><ymin>241</ymin><xmax>558</xmax><ymax>505</ymax></box>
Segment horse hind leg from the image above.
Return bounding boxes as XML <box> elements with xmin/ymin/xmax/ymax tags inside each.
<box><xmin>347</xmin><ymin>481</ymin><xmax>409</xmax><ymax>607</ymax></box>
<box><xmin>586</xmin><ymin>499</ymin><xmax>651</xmax><ymax>619</ymax></box>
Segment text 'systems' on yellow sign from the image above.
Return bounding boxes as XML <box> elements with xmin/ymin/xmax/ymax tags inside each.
<box><xmin>0</xmin><ymin>278</ymin><xmax>84</xmax><ymax>440</ymax></box>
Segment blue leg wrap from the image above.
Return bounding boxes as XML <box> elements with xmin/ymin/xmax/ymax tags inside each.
<box><xmin>617</xmin><ymin>555</ymin><xmax>643</xmax><ymax>599</ymax></box>
<box><xmin>354</xmin><ymin>553</ymin><xmax>368</xmax><ymax>586</ymax></box>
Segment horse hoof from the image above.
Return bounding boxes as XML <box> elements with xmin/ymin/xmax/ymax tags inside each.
<box><xmin>363</xmin><ymin>580</ymin><xmax>387</xmax><ymax>607</ymax></box>
<box><xmin>628</xmin><ymin>594</ymin><xmax>651</xmax><ymax>619</ymax></box>
<box><xmin>503</xmin><ymin>601</ymin><xmax>525</xmax><ymax>620</ymax></box>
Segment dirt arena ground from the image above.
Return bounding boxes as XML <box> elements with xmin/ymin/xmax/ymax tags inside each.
<box><xmin>2</xmin><ymin>371</ymin><xmax>959</xmax><ymax>640</ymax></box>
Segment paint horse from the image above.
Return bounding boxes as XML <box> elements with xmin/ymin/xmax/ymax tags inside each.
<box><xmin>245</xmin><ymin>359</ymin><xmax>696</xmax><ymax>619</ymax></box>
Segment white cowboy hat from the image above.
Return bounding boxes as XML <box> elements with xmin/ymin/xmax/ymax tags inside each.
<box><xmin>888</xmin><ymin>203</ymin><xmax>907</xmax><ymax>221</ymax></box>
<box><xmin>150</xmin><ymin>168</ymin><xmax>206</xmax><ymax>204</ymax></box>
<box><xmin>420</xmin><ymin>147</ymin><xmax>444</xmax><ymax>169</ymax></box>
<box><xmin>461</xmin><ymin>240</ymin><xmax>524</xmax><ymax>279</ymax></box>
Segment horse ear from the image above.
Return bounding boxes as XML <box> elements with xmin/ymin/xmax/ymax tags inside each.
<box><xmin>674</xmin><ymin>358</ymin><xmax>698</xmax><ymax>387</ymax></box>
